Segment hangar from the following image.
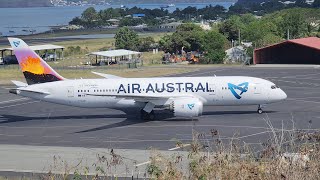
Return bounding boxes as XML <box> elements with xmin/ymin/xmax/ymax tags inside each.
<box><xmin>254</xmin><ymin>37</ymin><xmax>320</xmax><ymax>64</ymax></box>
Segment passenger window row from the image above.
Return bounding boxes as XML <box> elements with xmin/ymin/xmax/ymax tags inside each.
<box><xmin>77</xmin><ymin>89</ymin><xmax>117</xmax><ymax>93</ymax></box>
<box><xmin>78</xmin><ymin>90</ymin><xmax>89</xmax><ymax>93</ymax></box>
<box><xmin>93</xmin><ymin>89</ymin><xmax>117</xmax><ymax>92</ymax></box>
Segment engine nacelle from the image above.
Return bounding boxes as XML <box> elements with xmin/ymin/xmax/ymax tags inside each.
<box><xmin>170</xmin><ymin>98</ymin><xmax>203</xmax><ymax>117</ymax></box>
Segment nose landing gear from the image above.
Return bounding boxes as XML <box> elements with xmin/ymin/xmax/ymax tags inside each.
<box><xmin>257</xmin><ymin>104</ymin><xmax>263</xmax><ymax>114</ymax></box>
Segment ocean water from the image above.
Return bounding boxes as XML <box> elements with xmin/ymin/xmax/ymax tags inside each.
<box><xmin>0</xmin><ymin>2</ymin><xmax>234</xmax><ymax>36</ymax></box>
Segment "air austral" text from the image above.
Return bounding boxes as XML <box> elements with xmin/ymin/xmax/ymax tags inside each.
<box><xmin>117</xmin><ymin>82</ymin><xmax>210</xmax><ymax>94</ymax></box>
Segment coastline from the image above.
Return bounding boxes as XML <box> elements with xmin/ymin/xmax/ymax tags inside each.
<box><xmin>0</xmin><ymin>28</ymin><xmax>168</xmax><ymax>47</ymax></box>
<box><xmin>0</xmin><ymin>1</ymin><xmax>236</xmax><ymax>8</ymax></box>
<box><xmin>0</xmin><ymin>2</ymin><xmax>234</xmax><ymax>37</ymax></box>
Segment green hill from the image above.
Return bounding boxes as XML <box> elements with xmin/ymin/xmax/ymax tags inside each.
<box><xmin>0</xmin><ymin>0</ymin><xmax>52</xmax><ymax>8</ymax></box>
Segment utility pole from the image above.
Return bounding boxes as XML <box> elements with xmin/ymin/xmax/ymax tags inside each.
<box><xmin>287</xmin><ymin>29</ymin><xmax>290</xmax><ymax>40</ymax></box>
<box><xmin>238</xmin><ymin>29</ymin><xmax>241</xmax><ymax>46</ymax></box>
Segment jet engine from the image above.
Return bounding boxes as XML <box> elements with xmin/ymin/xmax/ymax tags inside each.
<box><xmin>170</xmin><ymin>98</ymin><xmax>203</xmax><ymax>117</ymax></box>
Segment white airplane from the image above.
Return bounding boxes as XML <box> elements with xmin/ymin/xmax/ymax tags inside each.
<box><xmin>8</xmin><ymin>38</ymin><xmax>287</xmax><ymax>120</ymax></box>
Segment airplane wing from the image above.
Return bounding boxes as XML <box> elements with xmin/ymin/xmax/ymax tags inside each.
<box><xmin>85</xmin><ymin>93</ymin><xmax>202</xmax><ymax>106</ymax></box>
<box><xmin>91</xmin><ymin>71</ymin><xmax>123</xmax><ymax>79</ymax></box>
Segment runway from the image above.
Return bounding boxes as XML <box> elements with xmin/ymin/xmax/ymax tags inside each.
<box><xmin>0</xmin><ymin>66</ymin><xmax>320</xmax><ymax>151</ymax></box>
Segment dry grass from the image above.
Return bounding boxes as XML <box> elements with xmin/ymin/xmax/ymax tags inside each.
<box><xmin>54</xmin><ymin>39</ymin><xmax>115</xmax><ymax>53</ymax></box>
<box><xmin>146</xmin><ymin>118</ymin><xmax>320</xmax><ymax>180</ymax></box>
<box><xmin>141</xmin><ymin>51</ymin><xmax>164</xmax><ymax>65</ymax></box>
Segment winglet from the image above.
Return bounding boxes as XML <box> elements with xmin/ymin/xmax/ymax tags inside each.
<box><xmin>91</xmin><ymin>71</ymin><xmax>123</xmax><ymax>79</ymax></box>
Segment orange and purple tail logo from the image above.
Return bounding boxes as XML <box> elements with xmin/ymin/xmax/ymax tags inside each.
<box><xmin>8</xmin><ymin>38</ymin><xmax>64</xmax><ymax>85</ymax></box>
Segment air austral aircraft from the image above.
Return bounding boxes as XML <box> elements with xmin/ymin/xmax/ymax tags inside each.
<box><xmin>8</xmin><ymin>38</ymin><xmax>287</xmax><ymax>120</ymax></box>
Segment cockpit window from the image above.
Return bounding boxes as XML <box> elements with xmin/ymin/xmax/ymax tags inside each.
<box><xmin>271</xmin><ymin>85</ymin><xmax>276</xmax><ymax>89</ymax></box>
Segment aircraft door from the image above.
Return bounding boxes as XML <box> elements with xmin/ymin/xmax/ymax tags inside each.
<box><xmin>67</xmin><ymin>86</ymin><xmax>74</xmax><ymax>97</ymax></box>
<box><xmin>208</xmin><ymin>83</ymin><xmax>219</xmax><ymax>104</ymax></box>
<box><xmin>253</xmin><ymin>84</ymin><xmax>261</xmax><ymax>94</ymax></box>
<box><xmin>208</xmin><ymin>84</ymin><xmax>216</xmax><ymax>95</ymax></box>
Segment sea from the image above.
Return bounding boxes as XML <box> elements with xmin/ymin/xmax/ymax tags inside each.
<box><xmin>0</xmin><ymin>2</ymin><xmax>234</xmax><ymax>36</ymax></box>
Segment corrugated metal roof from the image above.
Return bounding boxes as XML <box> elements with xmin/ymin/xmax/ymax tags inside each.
<box><xmin>255</xmin><ymin>37</ymin><xmax>320</xmax><ymax>51</ymax></box>
<box><xmin>0</xmin><ymin>44</ymin><xmax>64</xmax><ymax>51</ymax></box>
<box><xmin>89</xmin><ymin>49</ymin><xmax>141</xmax><ymax>57</ymax></box>
<box><xmin>288</xmin><ymin>37</ymin><xmax>320</xmax><ymax>50</ymax></box>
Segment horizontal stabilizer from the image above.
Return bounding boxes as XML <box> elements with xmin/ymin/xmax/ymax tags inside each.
<box><xmin>20</xmin><ymin>89</ymin><xmax>50</xmax><ymax>95</ymax></box>
<box><xmin>9</xmin><ymin>88</ymin><xmax>50</xmax><ymax>95</ymax></box>
<box><xmin>11</xmin><ymin>80</ymin><xmax>28</xmax><ymax>87</ymax></box>
<box><xmin>92</xmin><ymin>71</ymin><xmax>123</xmax><ymax>79</ymax></box>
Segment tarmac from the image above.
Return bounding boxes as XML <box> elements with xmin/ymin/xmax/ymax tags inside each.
<box><xmin>0</xmin><ymin>66</ymin><xmax>320</xmax><ymax>177</ymax></box>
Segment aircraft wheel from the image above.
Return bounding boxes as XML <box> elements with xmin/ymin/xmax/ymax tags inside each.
<box><xmin>140</xmin><ymin>109</ymin><xmax>147</xmax><ymax>120</ymax></box>
<box><xmin>148</xmin><ymin>110</ymin><xmax>155</xmax><ymax>120</ymax></box>
<box><xmin>257</xmin><ymin>108</ymin><xmax>263</xmax><ymax>114</ymax></box>
<box><xmin>140</xmin><ymin>110</ymin><xmax>155</xmax><ymax>120</ymax></box>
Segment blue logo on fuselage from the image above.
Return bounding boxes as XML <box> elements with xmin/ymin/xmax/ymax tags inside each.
<box><xmin>187</xmin><ymin>103</ymin><xmax>195</xmax><ymax>110</ymax></box>
<box><xmin>228</xmin><ymin>82</ymin><xmax>249</xmax><ymax>99</ymax></box>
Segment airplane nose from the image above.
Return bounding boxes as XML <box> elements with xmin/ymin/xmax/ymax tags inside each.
<box><xmin>280</xmin><ymin>89</ymin><xmax>287</xmax><ymax>100</ymax></box>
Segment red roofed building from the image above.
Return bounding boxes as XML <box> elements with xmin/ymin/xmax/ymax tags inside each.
<box><xmin>254</xmin><ymin>37</ymin><xmax>320</xmax><ymax>64</ymax></box>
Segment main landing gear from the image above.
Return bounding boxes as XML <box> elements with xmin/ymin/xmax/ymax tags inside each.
<box><xmin>140</xmin><ymin>109</ymin><xmax>155</xmax><ymax>120</ymax></box>
<box><xmin>257</xmin><ymin>104</ymin><xmax>263</xmax><ymax>114</ymax></box>
<box><xmin>140</xmin><ymin>102</ymin><xmax>156</xmax><ymax>120</ymax></box>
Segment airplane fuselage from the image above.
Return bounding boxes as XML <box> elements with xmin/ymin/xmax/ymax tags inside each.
<box><xmin>14</xmin><ymin>76</ymin><xmax>287</xmax><ymax>111</ymax></box>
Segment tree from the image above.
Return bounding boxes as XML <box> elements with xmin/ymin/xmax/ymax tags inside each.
<box><xmin>98</xmin><ymin>8</ymin><xmax>120</xmax><ymax>25</ymax></box>
<box><xmin>82</xmin><ymin>7</ymin><xmax>97</xmax><ymax>22</ymax></box>
<box><xmin>203</xmin><ymin>30</ymin><xmax>227</xmax><ymax>50</ymax></box>
<box><xmin>242</xmin><ymin>20</ymin><xmax>279</xmax><ymax>45</ymax></box>
<box><xmin>240</xmin><ymin>14</ymin><xmax>257</xmax><ymax>25</ymax></box>
<box><xmin>202</xmin><ymin>51</ymin><xmax>226</xmax><ymax>64</ymax></box>
<box><xmin>202</xmin><ymin>30</ymin><xmax>227</xmax><ymax>64</ymax></box>
<box><xmin>69</xmin><ymin>17</ymin><xmax>84</xmax><ymax>26</ymax></box>
<box><xmin>114</xmin><ymin>27</ymin><xmax>140</xmax><ymax>50</ymax></box>
<box><xmin>81</xmin><ymin>7</ymin><xmax>97</xmax><ymax>28</ymax></box>
<box><xmin>260</xmin><ymin>33</ymin><xmax>283</xmax><ymax>47</ymax></box>
<box><xmin>280</xmin><ymin>10</ymin><xmax>307</xmax><ymax>38</ymax></box>
<box><xmin>219</xmin><ymin>15</ymin><xmax>244</xmax><ymax>42</ymax></box>
<box><xmin>159</xmin><ymin>34</ymin><xmax>174</xmax><ymax>52</ymax></box>
<box><xmin>313</xmin><ymin>0</ymin><xmax>320</xmax><ymax>8</ymax></box>
<box><xmin>159</xmin><ymin>24</ymin><xmax>205</xmax><ymax>53</ymax></box>
<box><xmin>138</xmin><ymin>37</ymin><xmax>155</xmax><ymax>52</ymax></box>
<box><xmin>119</xmin><ymin>18</ymin><xmax>143</xmax><ymax>27</ymax></box>
<box><xmin>295</xmin><ymin>0</ymin><xmax>310</xmax><ymax>8</ymax></box>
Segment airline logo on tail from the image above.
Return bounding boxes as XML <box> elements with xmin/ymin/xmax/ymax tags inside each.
<box><xmin>228</xmin><ymin>82</ymin><xmax>249</xmax><ymax>99</ymax></box>
<box><xmin>13</xmin><ymin>41</ymin><xmax>20</xmax><ymax>47</ymax></box>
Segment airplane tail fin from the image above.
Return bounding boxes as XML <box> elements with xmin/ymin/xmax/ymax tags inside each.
<box><xmin>8</xmin><ymin>38</ymin><xmax>65</xmax><ymax>85</ymax></box>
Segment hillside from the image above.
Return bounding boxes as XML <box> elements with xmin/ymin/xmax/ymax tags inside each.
<box><xmin>0</xmin><ymin>0</ymin><xmax>236</xmax><ymax>8</ymax></box>
<box><xmin>0</xmin><ymin>0</ymin><xmax>52</xmax><ymax>8</ymax></box>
